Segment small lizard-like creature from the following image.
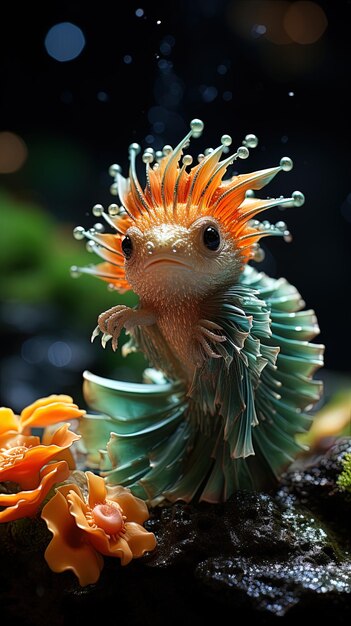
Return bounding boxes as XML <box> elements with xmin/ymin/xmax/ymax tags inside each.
<box><xmin>73</xmin><ymin>120</ymin><xmax>323</xmax><ymax>504</ymax></box>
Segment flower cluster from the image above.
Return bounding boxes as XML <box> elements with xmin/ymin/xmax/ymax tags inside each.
<box><xmin>0</xmin><ymin>394</ymin><xmax>83</xmax><ymax>522</ymax></box>
<box><xmin>0</xmin><ymin>395</ymin><xmax>157</xmax><ymax>585</ymax></box>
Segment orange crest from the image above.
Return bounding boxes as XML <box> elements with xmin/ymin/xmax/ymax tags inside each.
<box><xmin>72</xmin><ymin>120</ymin><xmax>304</xmax><ymax>293</ymax></box>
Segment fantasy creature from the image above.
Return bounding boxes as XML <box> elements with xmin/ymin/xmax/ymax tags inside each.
<box><xmin>72</xmin><ymin>120</ymin><xmax>324</xmax><ymax>505</ymax></box>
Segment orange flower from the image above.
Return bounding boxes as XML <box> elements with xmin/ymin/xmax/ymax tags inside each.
<box><xmin>0</xmin><ymin>395</ymin><xmax>84</xmax><ymax>523</ymax></box>
<box><xmin>41</xmin><ymin>471</ymin><xmax>157</xmax><ymax>586</ymax></box>
<box><xmin>0</xmin><ymin>460</ymin><xmax>69</xmax><ymax>523</ymax></box>
<box><xmin>0</xmin><ymin>394</ymin><xmax>85</xmax><ymax>447</ymax></box>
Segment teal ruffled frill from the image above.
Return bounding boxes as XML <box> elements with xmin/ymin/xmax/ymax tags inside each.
<box><xmin>80</xmin><ymin>265</ymin><xmax>323</xmax><ymax>505</ymax></box>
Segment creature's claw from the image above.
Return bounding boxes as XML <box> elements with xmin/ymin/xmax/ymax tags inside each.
<box><xmin>192</xmin><ymin>320</ymin><xmax>226</xmax><ymax>366</ymax></box>
<box><xmin>97</xmin><ymin>305</ymin><xmax>131</xmax><ymax>352</ymax></box>
<box><xmin>91</xmin><ymin>325</ymin><xmax>100</xmax><ymax>343</ymax></box>
<box><xmin>101</xmin><ymin>333</ymin><xmax>112</xmax><ymax>349</ymax></box>
<box><xmin>96</xmin><ymin>305</ymin><xmax>156</xmax><ymax>352</ymax></box>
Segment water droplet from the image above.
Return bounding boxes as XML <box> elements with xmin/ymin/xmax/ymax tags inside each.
<box><xmin>70</xmin><ymin>265</ymin><xmax>81</xmax><ymax>278</ymax></box>
<box><xmin>73</xmin><ymin>226</ymin><xmax>85</xmax><ymax>240</ymax></box>
<box><xmin>244</xmin><ymin>134</ymin><xmax>258</xmax><ymax>148</ymax></box>
<box><xmin>190</xmin><ymin>119</ymin><xmax>204</xmax><ymax>137</ymax></box>
<box><xmin>108</xmin><ymin>164</ymin><xmax>121</xmax><ymax>177</ymax></box>
<box><xmin>292</xmin><ymin>191</ymin><xmax>305</xmax><ymax>206</ymax></box>
<box><xmin>280</xmin><ymin>156</ymin><xmax>293</xmax><ymax>171</ymax></box>
<box><xmin>221</xmin><ymin>134</ymin><xmax>232</xmax><ymax>147</ymax></box>
<box><xmin>92</xmin><ymin>204</ymin><xmax>103</xmax><ymax>217</ymax></box>
<box><xmin>237</xmin><ymin>146</ymin><xmax>249</xmax><ymax>159</ymax></box>
<box><xmin>93</xmin><ymin>222</ymin><xmax>105</xmax><ymax>233</ymax></box>
<box><xmin>108</xmin><ymin>204</ymin><xmax>119</xmax><ymax>216</ymax></box>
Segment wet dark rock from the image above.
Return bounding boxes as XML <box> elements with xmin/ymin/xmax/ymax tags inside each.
<box><xmin>197</xmin><ymin>557</ymin><xmax>351</xmax><ymax>617</ymax></box>
<box><xmin>279</xmin><ymin>438</ymin><xmax>351</xmax><ymax>533</ymax></box>
<box><xmin>1</xmin><ymin>439</ymin><xmax>351</xmax><ymax>625</ymax></box>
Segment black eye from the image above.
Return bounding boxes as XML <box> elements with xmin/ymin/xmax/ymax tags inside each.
<box><xmin>203</xmin><ymin>226</ymin><xmax>220</xmax><ymax>251</ymax></box>
<box><xmin>122</xmin><ymin>235</ymin><xmax>133</xmax><ymax>259</ymax></box>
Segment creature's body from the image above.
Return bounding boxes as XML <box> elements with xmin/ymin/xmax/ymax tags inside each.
<box><xmin>74</xmin><ymin>120</ymin><xmax>323</xmax><ymax>505</ymax></box>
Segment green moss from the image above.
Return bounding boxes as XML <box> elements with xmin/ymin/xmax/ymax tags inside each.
<box><xmin>337</xmin><ymin>452</ymin><xmax>351</xmax><ymax>493</ymax></box>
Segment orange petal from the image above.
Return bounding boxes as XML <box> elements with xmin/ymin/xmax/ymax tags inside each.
<box><xmin>107</xmin><ymin>484</ymin><xmax>150</xmax><ymax>524</ymax></box>
<box><xmin>43</xmin><ymin>423</ymin><xmax>80</xmax><ymax>448</ymax></box>
<box><xmin>42</xmin><ymin>487</ymin><xmax>104</xmax><ymax>586</ymax></box>
<box><xmin>0</xmin><ymin>426</ymin><xmax>79</xmax><ymax>489</ymax></box>
<box><xmin>45</xmin><ymin>533</ymin><xmax>103</xmax><ymax>586</ymax></box>
<box><xmin>0</xmin><ymin>461</ymin><xmax>69</xmax><ymax>523</ymax></box>
<box><xmin>66</xmin><ymin>489</ymin><xmax>92</xmax><ymax>533</ymax></box>
<box><xmin>50</xmin><ymin>448</ymin><xmax>76</xmax><ymax>470</ymax></box>
<box><xmin>91</xmin><ymin>532</ymin><xmax>134</xmax><ymax>565</ymax></box>
<box><xmin>123</xmin><ymin>522</ymin><xmax>157</xmax><ymax>558</ymax></box>
<box><xmin>0</xmin><ymin>407</ymin><xmax>19</xmax><ymax>435</ymax></box>
<box><xmin>0</xmin><ymin>433</ymin><xmax>40</xmax><ymax>449</ymax></box>
<box><xmin>20</xmin><ymin>395</ymin><xmax>85</xmax><ymax>431</ymax></box>
<box><xmin>86</xmin><ymin>471</ymin><xmax>107</xmax><ymax>508</ymax></box>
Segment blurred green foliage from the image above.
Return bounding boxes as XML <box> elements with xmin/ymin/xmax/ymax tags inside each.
<box><xmin>0</xmin><ymin>190</ymin><xmax>147</xmax><ymax>378</ymax></box>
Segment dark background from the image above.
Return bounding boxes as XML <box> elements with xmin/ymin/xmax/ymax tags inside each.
<box><xmin>1</xmin><ymin>0</ymin><xmax>350</xmax><ymax>410</ymax></box>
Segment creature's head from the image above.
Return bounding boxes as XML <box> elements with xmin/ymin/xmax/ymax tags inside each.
<box><xmin>72</xmin><ymin>120</ymin><xmax>304</xmax><ymax>300</ymax></box>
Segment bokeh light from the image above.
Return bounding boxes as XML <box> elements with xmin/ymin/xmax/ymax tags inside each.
<box><xmin>45</xmin><ymin>22</ymin><xmax>85</xmax><ymax>62</ymax></box>
<box><xmin>228</xmin><ymin>1</ymin><xmax>327</xmax><ymax>45</ymax></box>
<box><xmin>284</xmin><ymin>2</ymin><xmax>328</xmax><ymax>44</ymax></box>
<box><xmin>228</xmin><ymin>1</ymin><xmax>292</xmax><ymax>45</ymax></box>
<box><xmin>48</xmin><ymin>341</ymin><xmax>72</xmax><ymax>367</ymax></box>
<box><xmin>0</xmin><ymin>131</ymin><xmax>27</xmax><ymax>173</ymax></box>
